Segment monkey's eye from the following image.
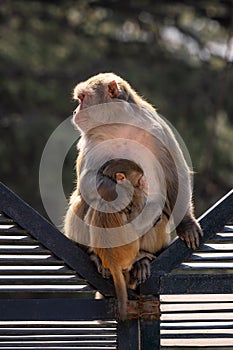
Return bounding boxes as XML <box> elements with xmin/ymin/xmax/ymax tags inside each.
<box><xmin>78</xmin><ymin>93</ymin><xmax>85</xmax><ymax>103</ymax></box>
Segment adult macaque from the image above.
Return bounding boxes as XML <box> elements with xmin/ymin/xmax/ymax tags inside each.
<box><xmin>64</xmin><ymin>72</ymin><xmax>203</xmax><ymax>318</ymax></box>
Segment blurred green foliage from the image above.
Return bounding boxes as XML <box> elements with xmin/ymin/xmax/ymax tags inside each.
<box><xmin>0</xmin><ymin>0</ymin><xmax>232</xmax><ymax>218</ymax></box>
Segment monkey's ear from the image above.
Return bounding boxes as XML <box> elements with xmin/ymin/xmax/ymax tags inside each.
<box><xmin>108</xmin><ymin>81</ymin><xmax>119</xmax><ymax>98</ymax></box>
<box><xmin>116</xmin><ymin>173</ymin><xmax>126</xmax><ymax>183</ymax></box>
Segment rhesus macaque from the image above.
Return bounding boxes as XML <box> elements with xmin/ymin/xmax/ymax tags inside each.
<box><xmin>84</xmin><ymin>158</ymin><xmax>167</xmax><ymax>319</ymax></box>
<box><xmin>64</xmin><ymin>72</ymin><xmax>203</xmax><ymax>319</ymax></box>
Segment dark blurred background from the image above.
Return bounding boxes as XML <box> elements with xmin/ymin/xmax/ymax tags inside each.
<box><xmin>0</xmin><ymin>0</ymin><xmax>232</xmax><ymax>220</ymax></box>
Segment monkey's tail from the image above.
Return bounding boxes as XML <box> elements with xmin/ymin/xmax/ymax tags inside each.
<box><xmin>110</xmin><ymin>267</ymin><xmax>127</xmax><ymax>320</ymax></box>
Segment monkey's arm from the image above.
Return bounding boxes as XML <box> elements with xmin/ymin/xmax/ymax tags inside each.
<box><xmin>176</xmin><ymin>215</ymin><xmax>203</xmax><ymax>249</ymax></box>
<box><xmin>162</xmin><ymin>145</ymin><xmax>203</xmax><ymax>250</ymax></box>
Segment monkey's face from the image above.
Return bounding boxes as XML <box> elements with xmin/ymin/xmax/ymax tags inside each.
<box><xmin>72</xmin><ymin>73</ymin><xmax>135</xmax><ymax>130</ymax></box>
<box><xmin>116</xmin><ymin>171</ymin><xmax>148</xmax><ymax>201</ymax></box>
<box><xmin>73</xmin><ymin>74</ymin><xmax>119</xmax><ymax>108</ymax></box>
<box><xmin>72</xmin><ymin>84</ymin><xmax>110</xmax><ymax>130</ymax></box>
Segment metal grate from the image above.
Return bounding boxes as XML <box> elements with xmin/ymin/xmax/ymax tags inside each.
<box><xmin>174</xmin><ymin>222</ymin><xmax>233</xmax><ymax>274</ymax></box>
<box><xmin>160</xmin><ymin>222</ymin><xmax>233</xmax><ymax>349</ymax></box>
<box><xmin>0</xmin><ymin>211</ymin><xmax>117</xmax><ymax>349</ymax></box>
<box><xmin>0</xmin><ymin>320</ymin><xmax>117</xmax><ymax>349</ymax></box>
<box><xmin>0</xmin><ymin>211</ymin><xmax>95</xmax><ymax>299</ymax></box>
<box><xmin>160</xmin><ymin>294</ymin><xmax>233</xmax><ymax>349</ymax></box>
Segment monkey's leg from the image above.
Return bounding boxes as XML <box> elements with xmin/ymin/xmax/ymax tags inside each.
<box><xmin>129</xmin><ymin>215</ymin><xmax>171</xmax><ymax>288</ymax></box>
<box><xmin>63</xmin><ymin>195</ymin><xmax>89</xmax><ymax>242</ymax></box>
<box><xmin>89</xmin><ymin>251</ymin><xmax>111</xmax><ymax>279</ymax></box>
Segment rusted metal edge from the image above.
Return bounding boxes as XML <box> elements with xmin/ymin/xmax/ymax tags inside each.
<box><xmin>127</xmin><ymin>297</ymin><xmax>160</xmax><ymax>320</ymax></box>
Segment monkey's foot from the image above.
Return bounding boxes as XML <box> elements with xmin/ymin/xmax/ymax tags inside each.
<box><xmin>129</xmin><ymin>251</ymin><xmax>156</xmax><ymax>288</ymax></box>
<box><xmin>89</xmin><ymin>253</ymin><xmax>111</xmax><ymax>278</ymax></box>
<box><xmin>99</xmin><ymin>266</ymin><xmax>111</xmax><ymax>279</ymax></box>
<box><xmin>177</xmin><ymin>219</ymin><xmax>203</xmax><ymax>250</ymax></box>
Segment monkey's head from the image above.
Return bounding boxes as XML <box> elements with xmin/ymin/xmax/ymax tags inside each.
<box><xmin>72</xmin><ymin>73</ymin><xmax>146</xmax><ymax>126</ymax></box>
<box><xmin>73</xmin><ymin>73</ymin><xmax>153</xmax><ymax>138</ymax></box>
<box><xmin>73</xmin><ymin>73</ymin><xmax>139</xmax><ymax>108</ymax></box>
<box><xmin>97</xmin><ymin>159</ymin><xmax>147</xmax><ymax>203</ymax></box>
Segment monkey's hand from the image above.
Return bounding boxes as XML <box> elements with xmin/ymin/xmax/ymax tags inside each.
<box><xmin>134</xmin><ymin>251</ymin><xmax>156</xmax><ymax>263</ymax></box>
<box><xmin>177</xmin><ymin>218</ymin><xmax>203</xmax><ymax>250</ymax></box>
<box><xmin>89</xmin><ymin>253</ymin><xmax>111</xmax><ymax>279</ymax></box>
<box><xmin>129</xmin><ymin>251</ymin><xmax>156</xmax><ymax>289</ymax></box>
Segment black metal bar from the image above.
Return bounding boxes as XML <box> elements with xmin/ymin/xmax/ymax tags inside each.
<box><xmin>0</xmin><ymin>182</ymin><xmax>115</xmax><ymax>297</ymax></box>
<box><xmin>140</xmin><ymin>320</ymin><xmax>160</xmax><ymax>349</ymax></box>
<box><xmin>0</xmin><ymin>298</ymin><xmax>116</xmax><ymax>321</ymax></box>
<box><xmin>0</xmin><ymin>291</ymin><xmax>95</xmax><ymax>299</ymax></box>
<box><xmin>117</xmin><ymin>319</ymin><xmax>140</xmax><ymax>350</ymax></box>
<box><xmin>160</xmin><ymin>273</ymin><xmax>233</xmax><ymax>294</ymax></box>
<box><xmin>141</xmin><ymin>190</ymin><xmax>233</xmax><ymax>294</ymax></box>
<box><xmin>140</xmin><ymin>296</ymin><xmax>160</xmax><ymax>350</ymax></box>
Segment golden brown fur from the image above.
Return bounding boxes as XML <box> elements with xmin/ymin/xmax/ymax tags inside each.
<box><xmin>85</xmin><ymin>158</ymin><xmax>154</xmax><ymax>319</ymax></box>
<box><xmin>64</xmin><ymin>72</ymin><xmax>203</xmax><ymax>319</ymax></box>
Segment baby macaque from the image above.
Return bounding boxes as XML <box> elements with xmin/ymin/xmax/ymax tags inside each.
<box><xmin>84</xmin><ymin>158</ymin><xmax>169</xmax><ymax>319</ymax></box>
<box><xmin>64</xmin><ymin>72</ymin><xmax>203</xmax><ymax>319</ymax></box>
<box><xmin>85</xmin><ymin>159</ymin><xmax>147</xmax><ymax>318</ymax></box>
